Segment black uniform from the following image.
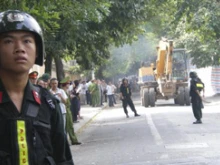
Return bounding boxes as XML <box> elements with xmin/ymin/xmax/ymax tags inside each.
<box><xmin>190</xmin><ymin>77</ymin><xmax>204</xmax><ymax>123</ymax></box>
<box><xmin>120</xmin><ymin>83</ymin><xmax>139</xmax><ymax>117</ymax></box>
<box><xmin>0</xmin><ymin>80</ymin><xmax>74</xmax><ymax>165</ymax></box>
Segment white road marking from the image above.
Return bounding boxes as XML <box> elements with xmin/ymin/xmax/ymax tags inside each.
<box><xmin>145</xmin><ymin>112</ymin><xmax>163</xmax><ymax>145</ymax></box>
<box><xmin>165</xmin><ymin>143</ymin><xmax>209</xmax><ymax>149</ymax></box>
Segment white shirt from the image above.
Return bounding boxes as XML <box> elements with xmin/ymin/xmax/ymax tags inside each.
<box><xmin>106</xmin><ymin>85</ymin><xmax>113</xmax><ymax>95</ymax></box>
<box><xmin>80</xmin><ymin>83</ymin><xmax>86</xmax><ymax>94</ymax></box>
<box><xmin>50</xmin><ymin>88</ymin><xmax>68</xmax><ymax>114</ymax></box>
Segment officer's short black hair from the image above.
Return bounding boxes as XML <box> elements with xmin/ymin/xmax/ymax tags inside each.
<box><xmin>189</xmin><ymin>72</ymin><xmax>197</xmax><ymax>78</ymax></box>
<box><xmin>122</xmin><ymin>78</ymin><xmax>128</xmax><ymax>84</ymax></box>
<box><xmin>50</xmin><ymin>78</ymin><xmax>57</xmax><ymax>83</ymax></box>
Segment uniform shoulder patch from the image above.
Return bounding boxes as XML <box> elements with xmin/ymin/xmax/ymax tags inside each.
<box><xmin>41</xmin><ymin>88</ymin><xmax>56</xmax><ymax>110</ymax></box>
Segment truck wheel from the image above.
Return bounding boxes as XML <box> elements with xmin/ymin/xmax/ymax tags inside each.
<box><xmin>178</xmin><ymin>87</ymin><xmax>185</xmax><ymax>106</ymax></box>
<box><xmin>143</xmin><ymin>89</ymin><xmax>149</xmax><ymax>107</ymax></box>
<box><xmin>184</xmin><ymin>87</ymin><xmax>190</xmax><ymax>106</ymax></box>
<box><xmin>149</xmin><ymin>88</ymin><xmax>156</xmax><ymax>107</ymax></box>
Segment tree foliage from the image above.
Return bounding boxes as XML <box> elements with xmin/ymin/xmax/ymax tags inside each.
<box><xmin>0</xmin><ymin>0</ymin><xmax>219</xmax><ymax>81</ymax></box>
<box><xmin>0</xmin><ymin>0</ymin><xmax>153</xmax><ymax>80</ymax></box>
<box><xmin>174</xmin><ymin>0</ymin><xmax>220</xmax><ymax>67</ymax></box>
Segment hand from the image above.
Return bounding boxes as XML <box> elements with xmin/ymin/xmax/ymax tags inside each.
<box><xmin>56</xmin><ymin>93</ymin><xmax>62</xmax><ymax>98</ymax></box>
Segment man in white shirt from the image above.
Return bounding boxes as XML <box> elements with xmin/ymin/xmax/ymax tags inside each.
<box><xmin>50</xmin><ymin>78</ymin><xmax>68</xmax><ymax>129</ymax></box>
<box><xmin>106</xmin><ymin>81</ymin><xmax>114</xmax><ymax>107</ymax></box>
<box><xmin>86</xmin><ymin>80</ymin><xmax>92</xmax><ymax>105</ymax></box>
<box><xmin>79</xmin><ymin>80</ymin><xmax>87</xmax><ymax>105</ymax></box>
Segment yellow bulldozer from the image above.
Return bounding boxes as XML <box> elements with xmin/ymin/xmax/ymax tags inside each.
<box><xmin>138</xmin><ymin>38</ymin><xmax>190</xmax><ymax>107</ymax></box>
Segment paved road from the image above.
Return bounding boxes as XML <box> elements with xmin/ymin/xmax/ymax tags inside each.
<box><xmin>70</xmin><ymin>95</ymin><xmax>220</xmax><ymax>165</ymax></box>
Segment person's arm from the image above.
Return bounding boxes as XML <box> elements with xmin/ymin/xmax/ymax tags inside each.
<box><xmin>57</xmin><ymin>89</ymin><xmax>68</xmax><ymax>104</ymax></box>
<box><xmin>196</xmin><ymin>90</ymin><xmax>202</xmax><ymax>99</ymax></box>
<box><xmin>202</xmin><ymin>82</ymin><xmax>205</xmax><ymax>97</ymax></box>
<box><xmin>192</xmin><ymin>80</ymin><xmax>203</xmax><ymax>100</ymax></box>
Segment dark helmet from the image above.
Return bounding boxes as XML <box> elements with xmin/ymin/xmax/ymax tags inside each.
<box><xmin>0</xmin><ymin>10</ymin><xmax>45</xmax><ymax>66</ymax></box>
<box><xmin>189</xmin><ymin>71</ymin><xmax>197</xmax><ymax>78</ymax></box>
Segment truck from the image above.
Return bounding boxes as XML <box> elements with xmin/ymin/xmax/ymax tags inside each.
<box><xmin>138</xmin><ymin>38</ymin><xmax>190</xmax><ymax>107</ymax></box>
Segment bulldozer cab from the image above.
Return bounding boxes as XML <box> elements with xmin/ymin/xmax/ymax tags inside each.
<box><xmin>172</xmin><ymin>49</ymin><xmax>188</xmax><ymax>81</ymax></box>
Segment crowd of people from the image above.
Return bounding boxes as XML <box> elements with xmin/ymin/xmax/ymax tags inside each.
<box><xmin>29</xmin><ymin>72</ymin><xmax>142</xmax><ymax>119</ymax></box>
<box><xmin>84</xmin><ymin>79</ymin><xmax>117</xmax><ymax>108</ymax></box>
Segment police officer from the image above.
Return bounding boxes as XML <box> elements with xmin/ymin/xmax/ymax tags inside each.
<box><xmin>0</xmin><ymin>10</ymin><xmax>74</xmax><ymax>165</ymax></box>
<box><xmin>189</xmin><ymin>71</ymin><xmax>205</xmax><ymax>124</ymax></box>
<box><xmin>29</xmin><ymin>71</ymin><xmax>38</xmax><ymax>85</ymax></box>
<box><xmin>60</xmin><ymin>77</ymin><xmax>81</xmax><ymax>145</ymax></box>
<box><xmin>120</xmin><ymin>78</ymin><xmax>140</xmax><ymax>118</ymax></box>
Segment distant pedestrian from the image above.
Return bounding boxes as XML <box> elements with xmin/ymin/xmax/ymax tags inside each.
<box><xmin>89</xmin><ymin>79</ymin><xmax>100</xmax><ymax>107</ymax></box>
<box><xmin>86</xmin><ymin>80</ymin><xmax>92</xmax><ymax>105</ymax></box>
<box><xmin>60</xmin><ymin>77</ymin><xmax>81</xmax><ymax>145</ymax></box>
<box><xmin>70</xmin><ymin>81</ymin><xmax>80</xmax><ymax>123</ymax></box>
<box><xmin>111</xmin><ymin>83</ymin><xmax>117</xmax><ymax>104</ymax></box>
<box><xmin>106</xmin><ymin>81</ymin><xmax>114</xmax><ymax>107</ymax></box>
<box><xmin>102</xmin><ymin>80</ymin><xmax>107</xmax><ymax>102</ymax></box>
<box><xmin>97</xmin><ymin>79</ymin><xmax>104</xmax><ymax>106</ymax></box>
<box><xmin>50</xmin><ymin>78</ymin><xmax>68</xmax><ymax>129</ymax></box>
<box><xmin>189</xmin><ymin>72</ymin><xmax>205</xmax><ymax>124</ymax></box>
<box><xmin>120</xmin><ymin>78</ymin><xmax>140</xmax><ymax>118</ymax></box>
<box><xmin>79</xmin><ymin>80</ymin><xmax>87</xmax><ymax>105</ymax></box>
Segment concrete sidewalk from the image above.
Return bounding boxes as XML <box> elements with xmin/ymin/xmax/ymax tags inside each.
<box><xmin>74</xmin><ymin>103</ymin><xmax>107</xmax><ymax>134</ymax></box>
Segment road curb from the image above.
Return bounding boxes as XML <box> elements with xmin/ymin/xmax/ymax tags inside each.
<box><xmin>75</xmin><ymin>105</ymin><xmax>107</xmax><ymax>134</ymax></box>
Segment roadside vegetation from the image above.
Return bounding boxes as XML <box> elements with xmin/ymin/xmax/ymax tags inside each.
<box><xmin>1</xmin><ymin>0</ymin><xmax>219</xmax><ymax>80</ymax></box>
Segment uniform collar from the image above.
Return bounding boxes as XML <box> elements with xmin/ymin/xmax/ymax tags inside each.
<box><xmin>0</xmin><ymin>79</ymin><xmax>41</xmax><ymax>104</ymax></box>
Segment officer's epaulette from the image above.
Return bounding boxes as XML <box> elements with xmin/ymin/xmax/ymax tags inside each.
<box><xmin>39</xmin><ymin>87</ymin><xmax>57</xmax><ymax>110</ymax></box>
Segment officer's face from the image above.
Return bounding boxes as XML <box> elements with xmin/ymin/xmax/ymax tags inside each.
<box><xmin>123</xmin><ymin>79</ymin><xmax>128</xmax><ymax>85</ymax></box>
<box><xmin>0</xmin><ymin>31</ymin><xmax>36</xmax><ymax>73</ymax></box>
<box><xmin>30</xmin><ymin>78</ymin><xmax>37</xmax><ymax>84</ymax></box>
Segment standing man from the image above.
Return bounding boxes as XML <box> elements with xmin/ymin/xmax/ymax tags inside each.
<box><xmin>60</xmin><ymin>77</ymin><xmax>81</xmax><ymax>145</ymax></box>
<box><xmin>89</xmin><ymin>79</ymin><xmax>100</xmax><ymax>107</ymax></box>
<box><xmin>85</xmin><ymin>79</ymin><xmax>92</xmax><ymax>105</ymax></box>
<box><xmin>106</xmin><ymin>81</ymin><xmax>114</xmax><ymax>107</ymax></box>
<box><xmin>189</xmin><ymin>71</ymin><xmax>205</xmax><ymax>124</ymax></box>
<box><xmin>29</xmin><ymin>71</ymin><xmax>38</xmax><ymax>84</ymax></box>
<box><xmin>41</xmin><ymin>72</ymin><xmax>51</xmax><ymax>89</ymax></box>
<box><xmin>101</xmin><ymin>80</ymin><xmax>107</xmax><ymax>103</ymax></box>
<box><xmin>120</xmin><ymin>78</ymin><xmax>140</xmax><ymax>118</ymax></box>
<box><xmin>79</xmin><ymin>80</ymin><xmax>86</xmax><ymax>105</ymax></box>
<box><xmin>50</xmin><ymin>78</ymin><xmax>68</xmax><ymax>129</ymax></box>
<box><xmin>0</xmin><ymin>10</ymin><xmax>74</xmax><ymax>164</ymax></box>
<box><xmin>97</xmin><ymin>79</ymin><xmax>103</xmax><ymax>106</ymax></box>
<box><xmin>111</xmin><ymin>82</ymin><xmax>117</xmax><ymax>105</ymax></box>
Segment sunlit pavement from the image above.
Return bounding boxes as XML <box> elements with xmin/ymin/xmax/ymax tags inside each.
<box><xmin>70</xmin><ymin>94</ymin><xmax>220</xmax><ymax>165</ymax></box>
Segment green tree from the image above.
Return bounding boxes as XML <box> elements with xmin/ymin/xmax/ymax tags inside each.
<box><xmin>1</xmin><ymin>0</ymin><xmax>153</xmax><ymax>80</ymax></box>
<box><xmin>174</xmin><ymin>0</ymin><xmax>220</xmax><ymax>67</ymax></box>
